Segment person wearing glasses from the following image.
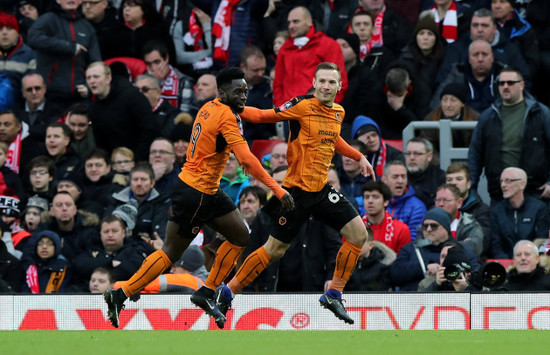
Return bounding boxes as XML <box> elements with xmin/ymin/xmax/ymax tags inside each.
<box><xmin>390</xmin><ymin>207</ymin><xmax>479</xmax><ymax>291</ymax></box>
<box><xmin>17</xmin><ymin>73</ymin><xmax>64</xmax><ymax>145</ymax></box>
<box><xmin>489</xmin><ymin>167</ymin><xmax>550</xmax><ymax>258</ymax></box>
<box><xmin>405</xmin><ymin>137</ymin><xmax>445</xmax><ymax>210</ymax></box>
<box><xmin>85</xmin><ymin>61</ymin><xmax>159</xmax><ymax>160</ymax></box>
<box><xmin>468</xmin><ymin>67</ymin><xmax>550</xmax><ymax>202</ymax></box>
<box><xmin>148</xmin><ymin>138</ymin><xmax>178</xmax><ymax>195</ymax></box>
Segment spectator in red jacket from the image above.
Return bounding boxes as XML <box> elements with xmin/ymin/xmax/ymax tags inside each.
<box><xmin>272</xmin><ymin>6</ymin><xmax>348</xmax><ymax>106</ymax></box>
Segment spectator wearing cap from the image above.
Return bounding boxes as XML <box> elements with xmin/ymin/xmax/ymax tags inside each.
<box><xmin>424</xmin><ymin>243</ymin><xmax>479</xmax><ymax>292</ymax></box>
<box><xmin>501</xmin><ymin>240</ymin><xmax>550</xmax><ymax>291</ymax></box>
<box><xmin>399</xmin><ymin>12</ymin><xmax>447</xmax><ymax>94</ymax></box>
<box><xmin>73</xmin><ymin>215</ymin><xmax>146</xmax><ymax>291</ymax></box>
<box><xmin>351</xmin><ymin>115</ymin><xmax>404</xmax><ymax>178</ymax></box>
<box><xmin>0</xmin><ymin>11</ymin><xmax>36</xmax><ymax>101</ymax></box>
<box><xmin>16</xmin><ymin>0</ymin><xmax>40</xmax><ymax>40</ymax></box>
<box><xmin>170</xmin><ymin>123</ymin><xmax>191</xmax><ymax>170</ymax></box>
<box><xmin>0</xmin><ymin>194</ymin><xmax>30</xmax><ymax>257</ymax></box>
<box><xmin>390</xmin><ymin>207</ymin><xmax>479</xmax><ymax>290</ymax></box>
<box><xmin>112</xmin><ymin>199</ymin><xmax>137</xmax><ymax>236</ymax></box>
<box><xmin>21</xmin><ymin>230</ymin><xmax>72</xmax><ymax>293</ymax></box>
<box><xmin>0</xmin><ymin>141</ymin><xmax>26</xmax><ymax>200</ymax></box>
<box><xmin>114</xmin><ymin>244</ymin><xmax>207</xmax><ymax>293</ymax></box>
<box><xmin>27</xmin><ymin>0</ymin><xmax>101</xmax><ymax>106</ymax></box>
<box><xmin>21</xmin><ymin>195</ymin><xmax>48</xmax><ymax>233</ymax></box>
<box><xmin>423</xmin><ymin>82</ymin><xmax>480</xmax><ymax>155</ymax></box>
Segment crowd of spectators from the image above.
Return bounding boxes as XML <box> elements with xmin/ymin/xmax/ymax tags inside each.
<box><xmin>1</xmin><ymin>0</ymin><xmax>550</xmax><ymax>294</ymax></box>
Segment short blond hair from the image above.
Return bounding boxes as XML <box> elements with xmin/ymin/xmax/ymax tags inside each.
<box><xmin>87</xmin><ymin>61</ymin><xmax>112</xmax><ymax>77</ymax></box>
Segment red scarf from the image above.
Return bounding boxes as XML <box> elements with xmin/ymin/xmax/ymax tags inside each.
<box><xmin>370</xmin><ymin>6</ymin><xmax>385</xmax><ymax>49</ymax></box>
<box><xmin>189</xmin><ymin>9</ymin><xmax>205</xmax><ymax>51</ymax></box>
<box><xmin>160</xmin><ymin>66</ymin><xmax>179</xmax><ymax>108</ymax></box>
<box><xmin>6</xmin><ymin>132</ymin><xmax>21</xmax><ymax>173</ymax></box>
<box><xmin>363</xmin><ymin>211</ymin><xmax>394</xmax><ymax>243</ymax></box>
<box><xmin>26</xmin><ymin>264</ymin><xmax>40</xmax><ymax>294</ymax></box>
<box><xmin>212</xmin><ymin>0</ymin><xmax>241</xmax><ymax>63</ymax></box>
<box><xmin>430</xmin><ymin>1</ymin><xmax>458</xmax><ymax>43</ymax></box>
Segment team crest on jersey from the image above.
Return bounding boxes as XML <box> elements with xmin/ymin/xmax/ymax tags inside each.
<box><xmin>278</xmin><ymin>101</ymin><xmax>293</xmax><ymax>112</ymax></box>
<box><xmin>335</xmin><ymin>113</ymin><xmax>341</xmax><ymax>122</ymax></box>
<box><xmin>279</xmin><ymin>217</ymin><xmax>287</xmax><ymax>225</ymax></box>
<box><xmin>192</xmin><ymin>226</ymin><xmax>200</xmax><ymax>235</ymax></box>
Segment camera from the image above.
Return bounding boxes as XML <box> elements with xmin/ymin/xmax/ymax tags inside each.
<box><xmin>444</xmin><ymin>262</ymin><xmax>472</xmax><ymax>281</ymax></box>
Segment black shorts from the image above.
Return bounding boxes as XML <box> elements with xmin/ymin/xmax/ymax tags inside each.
<box><xmin>262</xmin><ymin>184</ymin><xmax>359</xmax><ymax>244</ymax></box>
<box><xmin>169</xmin><ymin>179</ymin><xmax>237</xmax><ymax>239</ymax></box>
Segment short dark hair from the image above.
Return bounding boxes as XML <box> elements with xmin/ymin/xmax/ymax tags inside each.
<box><xmin>385</xmin><ymin>68</ymin><xmax>409</xmax><ymax>94</ymax></box>
<box><xmin>27</xmin><ymin>155</ymin><xmax>55</xmax><ymax>176</ymax></box>
<box><xmin>362</xmin><ymin>180</ymin><xmax>392</xmax><ymax>201</ymax></box>
<box><xmin>383</xmin><ymin>160</ymin><xmax>407</xmax><ymax>176</ymax></box>
<box><xmin>407</xmin><ymin>137</ymin><xmax>433</xmax><ymax>153</ymax></box>
<box><xmin>239</xmin><ymin>186</ymin><xmax>267</xmax><ymax>207</ymax></box>
<box><xmin>66</xmin><ymin>102</ymin><xmax>89</xmax><ymax>117</ymax></box>
<box><xmin>240</xmin><ymin>45</ymin><xmax>265</xmax><ymax>66</ymax></box>
<box><xmin>446</xmin><ymin>163</ymin><xmax>471</xmax><ymax>181</ymax></box>
<box><xmin>92</xmin><ymin>267</ymin><xmax>115</xmax><ymax>284</ymax></box>
<box><xmin>351</xmin><ymin>11</ymin><xmax>374</xmax><ymax>24</ymax></box>
<box><xmin>142</xmin><ymin>40</ymin><xmax>169</xmax><ymax>59</ymax></box>
<box><xmin>350</xmin><ymin>139</ymin><xmax>368</xmax><ymax>155</ymax></box>
<box><xmin>101</xmin><ymin>214</ymin><xmax>125</xmax><ymax>229</ymax></box>
<box><xmin>130</xmin><ymin>161</ymin><xmax>155</xmax><ymax>181</ymax></box>
<box><xmin>0</xmin><ymin>109</ymin><xmax>21</xmax><ymax>123</ymax></box>
<box><xmin>498</xmin><ymin>66</ymin><xmax>524</xmax><ymax>82</ymax></box>
<box><xmin>47</xmin><ymin>121</ymin><xmax>73</xmax><ymax>140</ymax></box>
<box><xmin>472</xmin><ymin>8</ymin><xmax>496</xmax><ymax>26</ymax></box>
<box><xmin>85</xmin><ymin>148</ymin><xmax>110</xmax><ymax>164</ymax></box>
<box><xmin>216</xmin><ymin>67</ymin><xmax>245</xmax><ymax>89</ymax></box>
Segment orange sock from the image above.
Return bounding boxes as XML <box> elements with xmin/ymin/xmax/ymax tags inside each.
<box><xmin>119</xmin><ymin>250</ymin><xmax>172</xmax><ymax>297</ymax></box>
<box><xmin>330</xmin><ymin>241</ymin><xmax>362</xmax><ymax>292</ymax></box>
<box><xmin>204</xmin><ymin>241</ymin><xmax>244</xmax><ymax>290</ymax></box>
<box><xmin>227</xmin><ymin>246</ymin><xmax>270</xmax><ymax>295</ymax></box>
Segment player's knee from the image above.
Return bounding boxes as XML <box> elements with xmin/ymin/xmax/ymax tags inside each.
<box><xmin>231</xmin><ymin>232</ymin><xmax>250</xmax><ymax>247</ymax></box>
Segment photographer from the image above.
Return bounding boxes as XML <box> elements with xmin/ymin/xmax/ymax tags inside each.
<box><xmin>425</xmin><ymin>244</ymin><xmax>480</xmax><ymax>292</ymax></box>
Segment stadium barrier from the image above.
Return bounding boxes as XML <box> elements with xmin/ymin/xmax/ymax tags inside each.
<box><xmin>402</xmin><ymin>119</ymin><xmax>490</xmax><ymax>204</ymax></box>
<box><xmin>2</xmin><ymin>293</ymin><xmax>549</xmax><ymax>330</ymax></box>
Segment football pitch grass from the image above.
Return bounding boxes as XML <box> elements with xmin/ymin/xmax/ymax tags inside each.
<box><xmin>2</xmin><ymin>330</ymin><xmax>549</xmax><ymax>355</ymax></box>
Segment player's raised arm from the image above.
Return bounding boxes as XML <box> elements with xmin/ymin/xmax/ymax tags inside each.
<box><xmin>335</xmin><ymin>136</ymin><xmax>375</xmax><ymax>179</ymax></box>
<box><xmin>240</xmin><ymin>106</ymin><xmax>280</xmax><ymax>124</ymax></box>
<box><xmin>232</xmin><ymin>143</ymin><xmax>295</xmax><ymax>210</ymax></box>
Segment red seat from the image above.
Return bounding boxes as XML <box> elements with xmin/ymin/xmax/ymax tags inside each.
<box><xmin>250</xmin><ymin>139</ymin><xmax>285</xmax><ymax>160</ymax></box>
<box><xmin>385</xmin><ymin>139</ymin><xmax>403</xmax><ymax>151</ymax></box>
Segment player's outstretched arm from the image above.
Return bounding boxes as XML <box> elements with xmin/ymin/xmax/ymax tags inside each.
<box><xmin>240</xmin><ymin>106</ymin><xmax>280</xmax><ymax>124</ymax></box>
<box><xmin>334</xmin><ymin>136</ymin><xmax>375</xmax><ymax>179</ymax></box>
<box><xmin>232</xmin><ymin>143</ymin><xmax>295</xmax><ymax>210</ymax></box>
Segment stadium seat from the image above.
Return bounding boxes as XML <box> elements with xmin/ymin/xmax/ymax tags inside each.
<box><xmin>385</xmin><ymin>139</ymin><xmax>403</xmax><ymax>151</ymax></box>
<box><xmin>251</xmin><ymin>139</ymin><xmax>285</xmax><ymax>160</ymax></box>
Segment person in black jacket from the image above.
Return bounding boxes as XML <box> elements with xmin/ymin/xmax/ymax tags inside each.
<box><xmin>85</xmin><ymin>62</ymin><xmax>160</xmax><ymax>161</ymax></box>
<box><xmin>45</xmin><ymin>122</ymin><xmax>81</xmax><ymax>182</ymax></box>
<box><xmin>27</xmin><ymin>0</ymin><xmax>101</xmax><ymax>105</ymax></box>
<box><xmin>501</xmin><ymin>240</ymin><xmax>550</xmax><ymax>291</ymax></box>
<box><xmin>0</xmin><ymin>232</ymin><xmax>24</xmax><ymax>292</ymax></box>
<box><xmin>73</xmin><ymin>215</ymin><xmax>147</xmax><ymax>292</ymax></box>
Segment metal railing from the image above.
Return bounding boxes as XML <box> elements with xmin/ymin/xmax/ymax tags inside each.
<box><xmin>403</xmin><ymin>119</ymin><xmax>489</xmax><ymax>203</ymax></box>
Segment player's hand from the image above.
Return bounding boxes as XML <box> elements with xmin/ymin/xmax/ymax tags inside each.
<box><xmin>75</xmin><ymin>43</ymin><xmax>88</xmax><ymax>55</ymax></box>
<box><xmin>359</xmin><ymin>155</ymin><xmax>375</xmax><ymax>178</ymax></box>
<box><xmin>538</xmin><ymin>183</ymin><xmax>550</xmax><ymax>199</ymax></box>
<box><xmin>141</xmin><ymin>232</ymin><xmax>164</xmax><ymax>250</ymax></box>
<box><xmin>280</xmin><ymin>191</ymin><xmax>295</xmax><ymax>211</ymax></box>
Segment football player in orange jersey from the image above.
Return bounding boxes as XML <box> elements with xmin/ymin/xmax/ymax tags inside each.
<box><xmin>213</xmin><ymin>62</ymin><xmax>375</xmax><ymax>326</ymax></box>
<box><xmin>103</xmin><ymin>67</ymin><xmax>294</xmax><ymax>328</ymax></box>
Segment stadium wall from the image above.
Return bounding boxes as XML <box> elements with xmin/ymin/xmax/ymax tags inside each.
<box><xmin>1</xmin><ymin>293</ymin><xmax>549</xmax><ymax>330</ymax></box>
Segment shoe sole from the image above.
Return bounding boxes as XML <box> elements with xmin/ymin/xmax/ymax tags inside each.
<box><xmin>104</xmin><ymin>292</ymin><xmax>120</xmax><ymax>328</ymax></box>
<box><xmin>190</xmin><ymin>294</ymin><xmax>227</xmax><ymax>329</ymax></box>
<box><xmin>319</xmin><ymin>300</ymin><xmax>355</xmax><ymax>325</ymax></box>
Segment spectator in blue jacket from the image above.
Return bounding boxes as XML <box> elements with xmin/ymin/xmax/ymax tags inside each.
<box><xmin>490</xmin><ymin>167</ymin><xmax>550</xmax><ymax>258</ymax></box>
<box><xmin>382</xmin><ymin>160</ymin><xmax>427</xmax><ymax>241</ymax></box>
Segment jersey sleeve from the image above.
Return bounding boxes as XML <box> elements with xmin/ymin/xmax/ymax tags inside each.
<box><xmin>335</xmin><ymin>136</ymin><xmax>363</xmax><ymax>161</ymax></box>
<box><xmin>218</xmin><ymin>110</ymin><xmax>248</xmax><ymax>148</ymax></box>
